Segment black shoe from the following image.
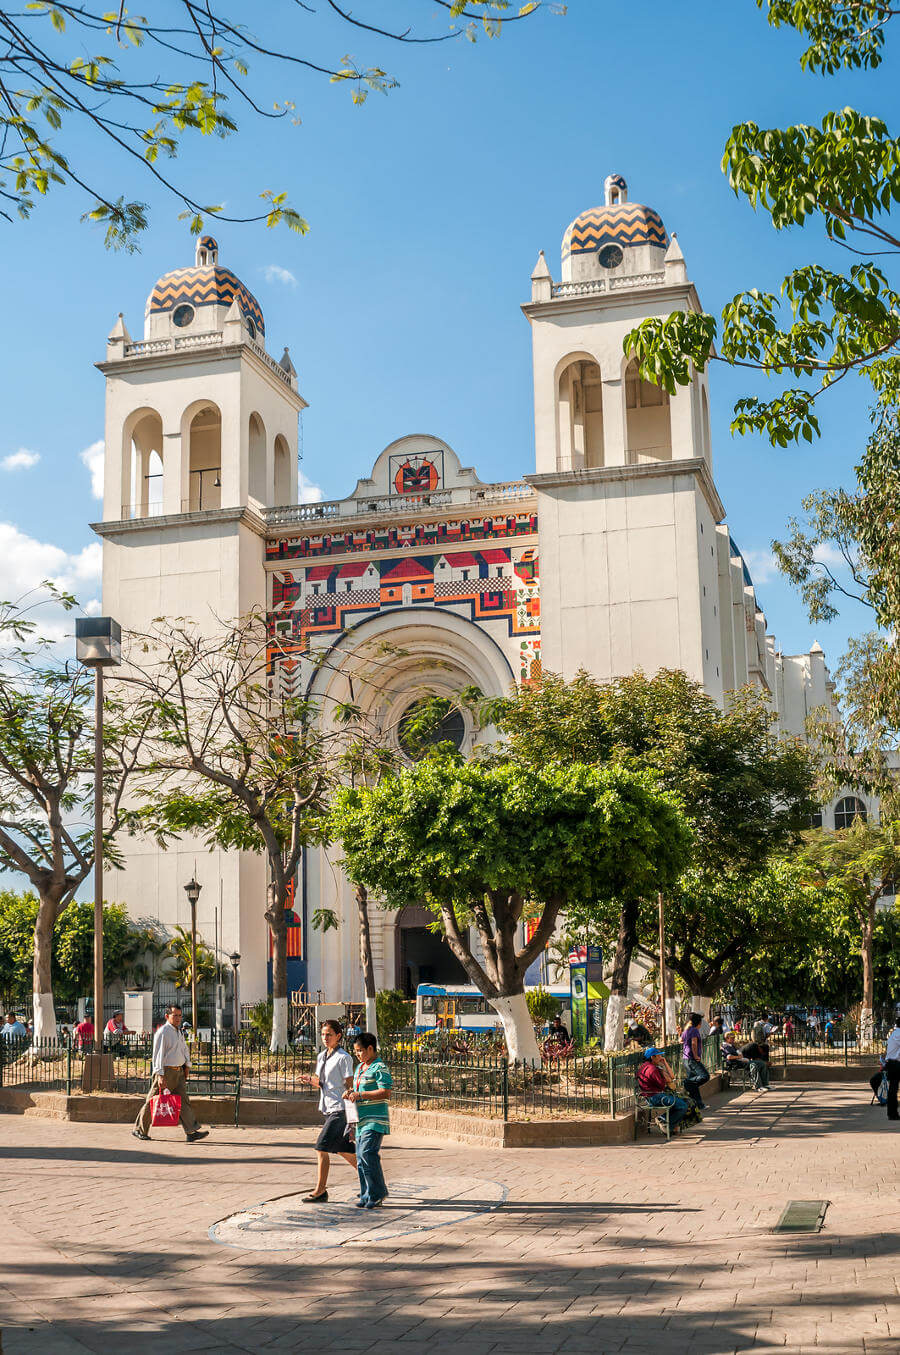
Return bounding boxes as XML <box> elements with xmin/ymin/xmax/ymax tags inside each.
<box><xmin>301</xmin><ymin>1191</ymin><xmax>328</xmax><ymax>1203</ymax></box>
<box><xmin>132</xmin><ymin>1129</ymin><xmax>150</xmax><ymax>1141</ymax></box>
<box><xmin>186</xmin><ymin>1129</ymin><xmax>209</xmax><ymax>1142</ymax></box>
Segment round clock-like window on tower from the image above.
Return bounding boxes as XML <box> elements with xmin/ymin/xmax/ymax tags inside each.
<box><xmin>172</xmin><ymin>303</ymin><xmax>195</xmax><ymax>328</ymax></box>
<box><xmin>597</xmin><ymin>244</ymin><xmax>624</xmax><ymax>269</ymax></box>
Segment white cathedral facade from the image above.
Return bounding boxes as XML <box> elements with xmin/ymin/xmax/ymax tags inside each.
<box><xmin>94</xmin><ymin>179</ymin><xmax>851</xmax><ymax>1011</ymax></box>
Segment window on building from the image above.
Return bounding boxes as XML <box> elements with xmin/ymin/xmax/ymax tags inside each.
<box><xmin>808</xmin><ymin>810</ymin><xmax>823</xmax><ymax>830</ymax></box>
<box><xmin>399</xmin><ymin>697</ymin><xmax>466</xmax><ymax>760</ymax></box>
<box><xmin>834</xmin><ymin>796</ymin><xmax>867</xmax><ymax>830</ymax></box>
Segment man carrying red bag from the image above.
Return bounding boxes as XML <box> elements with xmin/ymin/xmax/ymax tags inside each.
<box><xmin>133</xmin><ymin>1005</ymin><xmax>208</xmax><ymax>1143</ymax></box>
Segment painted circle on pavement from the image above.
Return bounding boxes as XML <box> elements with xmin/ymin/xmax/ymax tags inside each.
<box><xmin>209</xmin><ymin>1176</ymin><xmax>508</xmax><ymax>1251</ymax></box>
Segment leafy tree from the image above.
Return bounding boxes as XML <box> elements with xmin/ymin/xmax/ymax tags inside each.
<box><xmin>489</xmin><ymin>670</ymin><xmax>817</xmax><ymax>1044</ymax></box>
<box><xmin>626</xmin><ymin>5</ymin><xmax>900</xmax><ymax>446</ymax></box>
<box><xmin>800</xmin><ymin>817</ymin><xmax>900</xmax><ymax>1041</ymax></box>
<box><xmin>164</xmin><ymin>923</ymin><xmax>217</xmax><ymax>993</ymax></box>
<box><xmin>0</xmin><ymin>1</ymin><xmax>544</xmax><ymax>248</ymax></box>
<box><xmin>772</xmin><ymin>404</ymin><xmax>900</xmax><ymax>728</ymax></box>
<box><xmin>0</xmin><ymin>890</ymin><xmax>39</xmax><ymax>995</ymax></box>
<box><xmin>330</xmin><ymin>753</ymin><xmax>690</xmax><ymax>1062</ymax></box>
<box><xmin>54</xmin><ymin>899</ymin><xmax>135</xmax><ymax>1000</ymax></box>
<box><xmin>375</xmin><ymin>989</ymin><xmax>413</xmax><ymax>1039</ymax></box>
<box><xmin>525</xmin><ymin>985</ymin><xmax>561</xmax><ymax>1024</ymax></box>
<box><xmin>0</xmin><ymin>590</ymin><xmax>148</xmax><ymax>1038</ymax></box>
<box><xmin>129</xmin><ymin>612</ymin><xmax>331</xmax><ymax>1050</ymax></box>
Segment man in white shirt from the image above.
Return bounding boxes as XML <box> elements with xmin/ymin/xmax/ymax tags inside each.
<box><xmin>1</xmin><ymin>1014</ymin><xmax>26</xmax><ymax>1041</ymax></box>
<box><xmin>302</xmin><ymin>1020</ymin><xmax>355</xmax><ymax>1203</ymax></box>
<box><xmin>884</xmin><ymin>1016</ymin><xmax>900</xmax><ymax>1121</ymax></box>
<box><xmin>132</xmin><ymin>1005</ymin><xmax>208</xmax><ymax>1143</ymax></box>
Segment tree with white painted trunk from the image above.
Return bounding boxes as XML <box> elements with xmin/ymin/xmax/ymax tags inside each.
<box><xmin>128</xmin><ymin>614</ymin><xmax>332</xmax><ymax>1051</ymax></box>
<box><xmin>489</xmin><ymin>670</ymin><xmax>817</xmax><ymax>1049</ymax></box>
<box><xmin>330</xmin><ymin>755</ymin><xmax>689</xmax><ymax>1063</ymax></box>
<box><xmin>0</xmin><ymin>590</ymin><xmax>148</xmax><ymax>1042</ymax></box>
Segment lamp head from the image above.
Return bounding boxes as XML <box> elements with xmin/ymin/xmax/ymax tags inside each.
<box><xmin>75</xmin><ymin>617</ymin><xmax>121</xmax><ymax>667</ymax></box>
<box><xmin>183</xmin><ymin>877</ymin><xmax>202</xmax><ymax>906</ymax></box>
<box><xmin>229</xmin><ymin>951</ymin><xmax>241</xmax><ymax>968</ymax></box>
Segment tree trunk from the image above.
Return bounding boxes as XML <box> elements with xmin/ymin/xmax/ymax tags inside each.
<box><xmin>689</xmin><ymin>994</ymin><xmax>712</xmax><ymax>1035</ymax></box>
<box><xmin>32</xmin><ymin>892</ymin><xmax>60</xmax><ymax>1043</ymax></box>
<box><xmin>604</xmin><ymin>899</ymin><xmax>637</xmax><ymax>1052</ymax></box>
<box><xmin>268</xmin><ymin>886</ymin><xmax>289</xmax><ymax>1052</ymax></box>
<box><xmin>491</xmin><ymin>992</ymin><xmax>541</xmax><ymax>1063</ymax></box>
<box><xmin>860</xmin><ymin>899</ymin><xmax>876</xmax><ymax>1046</ymax></box>
<box><xmin>354</xmin><ymin>882</ymin><xmax>378</xmax><ymax>1039</ymax></box>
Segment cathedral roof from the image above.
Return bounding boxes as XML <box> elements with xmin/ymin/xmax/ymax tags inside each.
<box><xmin>146</xmin><ymin>236</ymin><xmax>265</xmax><ymax>335</ymax></box>
<box><xmin>562</xmin><ymin>175</ymin><xmax>668</xmax><ymax>261</ymax></box>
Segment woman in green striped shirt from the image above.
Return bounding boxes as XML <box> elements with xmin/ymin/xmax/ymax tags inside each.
<box><xmin>345</xmin><ymin>1032</ymin><xmax>393</xmax><ymax>1209</ymax></box>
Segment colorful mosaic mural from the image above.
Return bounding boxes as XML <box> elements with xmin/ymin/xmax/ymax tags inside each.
<box><xmin>266</xmin><ymin>511</ymin><xmax>538</xmax><ymax>562</ymax></box>
<box><xmin>268</xmin><ymin>544</ymin><xmax>541</xmax><ymax>686</ymax></box>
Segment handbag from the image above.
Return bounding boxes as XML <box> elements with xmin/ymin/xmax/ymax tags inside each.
<box><xmin>150</xmin><ymin>1088</ymin><xmax>182</xmax><ymax>1127</ymax></box>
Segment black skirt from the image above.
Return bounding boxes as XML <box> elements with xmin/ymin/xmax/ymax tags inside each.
<box><xmin>315</xmin><ymin>1108</ymin><xmax>355</xmax><ymax>1153</ymax></box>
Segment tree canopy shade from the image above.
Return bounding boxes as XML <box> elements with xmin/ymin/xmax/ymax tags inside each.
<box><xmin>0</xmin><ymin>0</ymin><xmax>544</xmax><ymax>247</ymax></box>
<box><xmin>488</xmin><ymin>669</ymin><xmax>817</xmax><ymax>1043</ymax></box>
<box><xmin>625</xmin><ymin>2</ymin><xmax>900</xmax><ymax>446</ymax></box>
<box><xmin>330</xmin><ymin>753</ymin><xmax>691</xmax><ymax>1061</ymax></box>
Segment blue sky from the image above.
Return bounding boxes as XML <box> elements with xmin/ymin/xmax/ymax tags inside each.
<box><xmin>1</xmin><ymin>0</ymin><xmax>893</xmax><ymax>663</ymax></box>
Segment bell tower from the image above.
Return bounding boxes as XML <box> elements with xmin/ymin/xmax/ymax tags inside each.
<box><xmin>523</xmin><ymin>175</ymin><xmax>725</xmax><ymax>699</ymax></box>
<box><xmin>92</xmin><ymin>238</ymin><xmax>307</xmax><ymax>1008</ymax></box>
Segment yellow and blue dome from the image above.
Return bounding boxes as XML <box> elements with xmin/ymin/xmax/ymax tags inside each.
<box><xmin>562</xmin><ymin>177</ymin><xmax>668</xmax><ymax>263</ymax></box>
<box><xmin>146</xmin><ymin>237</ymin><xmax>265</xmax><ymax>335</ymax></box>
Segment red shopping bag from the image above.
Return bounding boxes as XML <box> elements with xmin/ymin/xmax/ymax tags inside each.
<box><xmin>150</xmin><ymin>1089</ymin><xmax>182</xmax><ymax>1127</ymax></box>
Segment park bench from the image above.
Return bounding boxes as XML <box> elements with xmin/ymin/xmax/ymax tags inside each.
<box><xmin>722</xmin><ymin>1060</ymin><xmax>754</xmax><ymax>1091</ymax></box>
<box><xmin>634</xmin><ymin>1091</ymin><xmax>675</xmax><ymax>1140</ymax></box>
<box><xmin>186</xmin><ymin>1060</ymin><xmax>241</xmax><ymax>1126</ymax></box>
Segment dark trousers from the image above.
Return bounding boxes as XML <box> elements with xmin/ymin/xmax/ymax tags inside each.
<box><xmin>886</xmin><ymin>1059</ymin><xmax>900</xmax><ymax>1119</ymax></box>
<box><xmin>683</xmin><ymin>1057</ymin><xmax>710</xmax><ymax>1108</ymax></box>
<box><xmin>356</xmin><ymin>1130</ymin><xmax>387</xmax><ymax>1204</ymax></box>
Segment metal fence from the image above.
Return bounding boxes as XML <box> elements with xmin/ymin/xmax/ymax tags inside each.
<box><xmin>2</xmin><ymin>1027</ymin><xmax>882</xmax><ymax>1120</ymax></box>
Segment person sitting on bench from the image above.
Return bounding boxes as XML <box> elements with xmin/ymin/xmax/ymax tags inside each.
<box><xmin>637</xmin><ymin>1048</ymin><xmax>696</xmax><ymax>1131</ymax></box>
<box><xmin>722</xmin><ymin>1031</ymin><xmax>750</xmax><ymax>1072</ymax></box>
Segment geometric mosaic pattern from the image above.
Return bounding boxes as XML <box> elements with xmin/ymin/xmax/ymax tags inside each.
<box><xmin>147</xmin><ymin>265</ymin><xmax>266</xmax><ymax>335</ymax></box>
<box><xmin>268</xmin><ymin>544</ymin><xmax>541</xmax><ymax>686</ymax></box>
<box><xmin>562</xmin><ymin>203</ymin><xmax>667</xmax><ymax>260</ymax></box>
<box><xmin>266</xmin><ymin>511</ymin><xmax>539</xmax><ymax>563</ymax></box>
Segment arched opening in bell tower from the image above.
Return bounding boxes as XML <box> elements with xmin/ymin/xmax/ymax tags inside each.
<box><xmin>187</xmin><ymin>404</ymin><xmax>222</xmax><ymax>511</ymax></box>
<box><xmin>624</xmin><ymin>359</ymin><xmax>672</xmax><ymax>462</ymax></box>
<box><xmin>122</xmin><ymin>408</ymin><xmax>163</xmax><ymax>519</ymax></box>
<box><xmin>273</xmin><ymin>434</ymin><xmax>292</xmax><ymax>505</ymax></box>
<box><xmin>557</xmin><ymin>357</ymin><xmax>604</xmax><ymax>470</ymax></box>
<box><xmin>248</xmin><ymin>412</ymin><xmax>267</xmax><ymax>503</ymax></box>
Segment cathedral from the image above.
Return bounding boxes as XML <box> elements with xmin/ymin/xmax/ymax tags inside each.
<box><xmin>94</xmin><ymin>177</ymin><xmax>846</xmax><ymax>1011</ymax></box>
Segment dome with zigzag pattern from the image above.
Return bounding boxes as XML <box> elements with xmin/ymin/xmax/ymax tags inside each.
<box><xmin>562</xmin><ymin>200</ymin><xmax>668</xmax><ymax>262</ymax></box>
<box><xmin>145</xmin><ymin>236</ymin><xmax>265</xmax><ymax>337</ymax></box>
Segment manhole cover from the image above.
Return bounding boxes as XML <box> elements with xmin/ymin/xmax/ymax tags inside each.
<box><xmin>209</xmin><ymin>1175</ymin><xmax>508</xmax><ymax>1251</ymax></box>
<box><xmin>774</xmin><ymin>1199</ymin><xmax>829</xmax><ymax>1233</ymax></box>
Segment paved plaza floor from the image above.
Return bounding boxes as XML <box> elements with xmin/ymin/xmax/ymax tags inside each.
<box><xmin>0</xmin><ymin>1081</ymin><xmax>896</xmax><ymax>1355</ymax></box>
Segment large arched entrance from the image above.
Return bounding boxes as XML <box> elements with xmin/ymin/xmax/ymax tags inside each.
<box><xmin>395</xmin><ymin>905</ymin><xmax>468</xmax><ymax>997</ymax></box>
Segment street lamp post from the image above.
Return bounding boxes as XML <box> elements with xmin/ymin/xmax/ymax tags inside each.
<box><xmin>75</xmin><ymin>617</ymin><xmax>121</xmax><ymax>1051</ymax></box>
<box><xmin>229</xmin><ymin>952</ymin><xmax>241</xmax><ymax>1041</ymax></box>
<box><xmin>184</xmin><ymin>877</ymin><xmax>202</xmax><ymax>1034</ymax></box>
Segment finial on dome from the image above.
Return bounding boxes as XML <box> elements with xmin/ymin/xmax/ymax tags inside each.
<box><xmin>195</xmin><ymin>234</ymin><xmax>219</xmax><ymax>267</ymax></box>
<box><xmin>604</xmin><ymin>174</ymin><xmax>628</xmax><ymax>207</ymax></box>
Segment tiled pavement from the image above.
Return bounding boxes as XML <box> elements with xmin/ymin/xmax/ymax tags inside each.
<box><xmin>0</xmin><ymin>1082</ymin><xmax>896</xmax><ymax>1355</ymax></box>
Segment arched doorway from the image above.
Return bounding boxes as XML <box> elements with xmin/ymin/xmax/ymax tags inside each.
<box><xmin>395</xmin><ymin>905</ymin><xmax>468</xmax><ymax>997</ymax></box>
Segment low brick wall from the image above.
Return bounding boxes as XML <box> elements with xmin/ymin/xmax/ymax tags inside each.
<box><xmin>391</xmin><ymin>1104</ymin><xmax>636</xmax><ymax>1147</ymax></box>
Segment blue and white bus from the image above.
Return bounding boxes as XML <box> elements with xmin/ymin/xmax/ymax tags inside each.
<box><xmin>415</xmin><ymin>982</ymin><xmax>572</xmax><ymax>1034</ymax></box>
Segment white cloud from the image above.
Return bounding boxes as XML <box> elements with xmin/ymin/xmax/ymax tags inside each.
<box><xmin>2</xmin><ymin>449</ymin><xmax>40</xmax><ymax>471</ymax></box>
<box><xmin>80</xmin><ymin>439</ymin><xmax>104</xmax><ymax>499</ymax></box>
<box><xmin>0</xmin><ymin>524</ymin><xmax>102</xmax><ymax>640</ymax></box>
<box><xmin>298</xmin><ymin>470</ymin><xmax>324</xmax><ymax>504</ymax></box>
<box><xmin>740</xmin><ymin>548</ymin><xmax>779</xmax><ymax>586</ymax></box>
<box><xmin>812</xmin><ymin>542</ymin><xmax>853</xmax><ymax>570</ymax></box>
<box><xmin>263</xmin><ymin>265</ymin><xmax>297</xmax><ymax>287</ymax></box>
